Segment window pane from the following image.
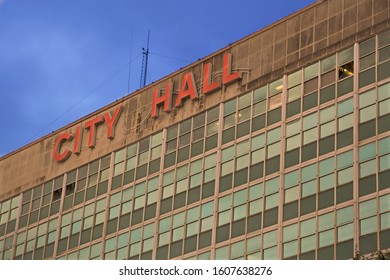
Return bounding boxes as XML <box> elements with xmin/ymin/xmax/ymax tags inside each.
<box><xmin>253</xmin><ymin>100</ymin><xmax>266</xmax><ymax>115</ymax></box>
<box><xmin>321</xmin><ymin>55</ymin><xmax>336</xmax><ymax>73</ymax></box>
<box><xmin>269</xmin><ymin>94</ymin><xmax>282</xmax><ymax>109</ymax></box>
<box><xmin>224</xmin><ymin>99</ymin><xmax>236</xmax><ymax>116</ymax></box>
<box><xmin>360</xmin><ymin>37</ymin><xmax>375</xmax><ymax>57</ymax></box>
<box><xmin>301</xmin><ymin>235</ymin><xmax>316</xmax><ymax>253</ymax></box>
<box><xmin>218</xmin><ymin>210</ymin><xmax>231</xmax><ymax>226</ymax></box>
<box><xmin>286</xmin><ymin>120</ymin><xmax>300</xmax><ymax>137</ymax></box>
<box><xmin>319</xmin><ymin>229</ymin><xmax>334</xmax><ymax>247</ymax></box>
<box><xmin>254</xmin><ymin>86</ymin><xmax>267</xmax><ymax>102</ymax></box>
<box><xmin>321</xmin><ymin>121</ymin><xmax>335</xmax><ymax>138</ymax></box>
<box><xmin>337</xmin><ymin>206</ymin><xmax>353</xmax><ymax>226</ymax></box>
<box><xmin>204</xmin><ymin>167</ymin><xmax>215</xmax><ymax>183</ymax></box>
<box><xmin>284</xmin><ymin>186</ymin><xmax>299</xmax><ymax>203</ymax></box>
<box><xmin>302</xmin><ymin>164</ymin><xmax>316</xmax><ymax>182</ymax></box>
<box><xmin>218</xmin><ymin>195</ymin><xmax>231</xmax><ymax>212</ymax></box>
<box><xmin>359</xmin><ymin>142</ymin><xmax>376</xmax><ymax>162</ymax></box>
<box><xmin>204</xmin><ymin>153</ymin><xmax>217</xmax><ymax>169</ymax></box>
<box><xmin>233</xmin><ymin>205</ymin><xmax>246</xmax><ymax>220</ymax></box>
<box><xmin>338</xmin><ymin>98</ymin><xmax>353</xmax><ymax>117</ymax></box>
<box><xmin>379</xmin><ymin>29</ymin><xmax>390</xmax><ymax>48</ymax></box>
<box><xmin>223</xmin><ymin>114</ymin><xmax>236</xmax><ymax>128</ymax></box>
<box><xmin>303</xmin><ymin>113</ymin><xmax>317</xmax><ymax>130</ymax></box>
<box><xmin>320</xmin><ymin>106</ymin><xmax>335</xmax><ymax>124</ymax></box>
<box><xmin>319</xmin><ymin>174</ymin><xmax>334</xmax><ymax>191</ymax></box>
<box><xmin>251</xmin><ymin>148</ymin><xmax>265</xmax><ymax>164</ymax></box>
<box><xmin>215</xmin><ymin>246</ymin><xmax>229</xmax><ymax>260</ymax></box>
<box><xmin>379</xmin><ymin>100</ymin><xmax>390</xmax><ymax>116</ymax></box>
<box><xmin>221</xmin><ymin>161</ymin><xmax>234</xmax><ymax>176</ymax></box>
<box><xmin>207</xmin><ymin>107</ymin><xmax>219</xmax><ymax>123</ymax></box>
<box><xmin>359</xmin><ymin>89</ymin><xmax>376</xmax><ymax>108</ymax></box>
<box><xmin>238</xmin><ymin>107</ymin><xmax>251</xmax><ymax>122</ymax></box>
<box><xmin>286</xmin><ymin>135</ymin><xmax>300</xmax><ymax>151</ymax></box>
<box><xmin>360</xmin><ymin>53</ymin><xmax>375</xmax><ymax>71</ymax></box>
<box><xmin>207</xmin><ymin>121</ymin><xmax>219</xmax><ymax>135</ymax></box>
<box><xmin>283</xmin><ymin>223</ymin><xmax>298</xmax><ymax>242</ymax></box>
<box><xmin>300</xmin><ymin>218</ymin><xmax>316</xmax><ymax>237</ymax></box>
<box><xmin>319</xmin><ymin>157</ymin><xmax>334</xmax><ymax>176</ymax></box>
<box><xmin>360</xmin><ymin>217</ymin><xmax>377</xmax><ymax>235</ymax></box>
<box><xmin>319</xmin><ymin>212</ymin><xmax>334</xmax><ymax>231</ymax></box>
<box><xmin>379</xmin><ymin>45</ymin><xmax>390</xmax><ymax>63</ymax></box>
<box><xmin>337</xmin><ymin>150</ymin><xmax>353</xmax><ymax>169</ymax></box>
<box><xmin>263</xmin><ymin>246</ymin><xmax>278</xmax><ymax>260</ymax></box>
<box><xmin>249</xmin><ymin>198</ymin><xmax>263</xmax><ymax>215</ymax></box>
<box><xmin>236</xmin><ymin>140</ymin><xmax>249</xmax><ymax>156</ymax></box>
<box><xmin>303</xmin><ymin>127</ymin><xmax>317</xmax><ymax>144</ymax></box>
<box><xmin>251</xmin><ymin>133</ymin><xmax>265</xmax><ymax>151</ymax></box>
<box><xmin>283</xmin><ymin>240</ymin><xmax>298</xmax><ymax>258</ymax></box>
<box><xmin>338</xmin><ymin>114</ymin><xmax>353</xmax><ymax>131</ymax></box>
<box><xmin>379</xmin><ymin>194</ymin><xmax>390</xmax><ymax>213</ymax></box>
<box><xmin>265</xmin><ymin>177</ymin><xmax>279</xmax><ymax>195</ymax></box>
<box><xmin>288</xmin><ymin>70</ymin><xmax>302</xmax><ymax>87</ymax></box>
<box><xmin>263</xmin><ymin>230</ymin><xmax>278</xmax><ymax>248</ymax></box>
<box><xmin>338</xmin><ymin>167</ymin><xmax>353</xmax><ymax>185</ymax></box>
<box><xmin>288</xmin><ymin>85</ymin><xmax>301</xmax><ymax>102</ymax></box>
<box><xmin>338</xmin><ymin>223</ymin><xmax>353</xmax><ymax>242</ymax></box>
<box><xmin>114</xmin><ymin>149</ymin><xmax>125</xmax><ymax>164</ymax></box>
<box><xmin>359</xmin><ymin>159</ymin><xmax>376</xmax><ymax>178</ymax></box>
<box><xmin>339</xmin><ymin>47</ymin><xmax>353</xmax><ymax>65</ymax></box>
<box><xmin>267</xmin><ymin>142</ymin><xmax>280</xmax><ymax>159</ymax></box>
<box><xmin>381</xmin><ymin>212</ymin><xmax>390</xmax><ymax>230</ymax></box>
<box><xmin>267</xmin><ymin>127</ymin><xmax>281</xmax><ymax>144</ymax></box>
<box><xmin>249</xmin><ymin>183</ymin><xmax>263</xmax><ymax>200</ymax></box>
<box><xmin>173</xmin><ymin>212</ymin><xmax>185</xmax><ymax>228</ymax></box>
<box><xmin>270</xmin><ymin>79</ymin><xmax>283</xmax><ymax>96</ymax></box>
<box><xmin>231</xmin><ymin>240</ymin><xmax>245</xmax><ymax>259</ymax></box>
<box><xmin>301</xmin><ymin>180</ymin><xmax>316</xmax><ymax>197</ymax></box>
<box><xmin>378</xmin><ymin>82</ymin><xmax>390</xmax><ymax>101</ymax></box>
<box><xmin>238</xmin><ymin>93</ymin><xmax>251</xmax><ymax>109</ymax></box>
<box><xmin>285</xmin><ymin>170</ymin><xmax>299</xmax><ymax>188</ymax></box>
<box><xmin>222</xmin><ymin>146</ymin><xmax>234</xmax><ymax>162</ymax></box>
<box><xmin>359</xmin><ymin>105</ymin><xmax>376</xmax><ymax>123</ymax></box>
<box><xmin>265</xmin><ymin>193</ymin><xmax>278</xmax><ymax>210</ymax></box>
<box><xmin>359</xmin><ymin>199</ymin><xmax>376</xmax><ymax>218</ymax></box>
<box><xmin>247</xmin><ymin>235</ymin><xmax>262</xmax><ymax>253</ymax></box>
<box><xmin>305</xmin><ymin>63</ymin><xmax>318</xmax><ymax>81</ymax></box>
<box><xmin>379</xmin><ymin>137</ymin><xmax>390</xmax><ymax>155</ymax></box>
<box><xmin>193</xmin><ymin>113</ymin><xmax>205</xmax><ymax>128</ymax></box>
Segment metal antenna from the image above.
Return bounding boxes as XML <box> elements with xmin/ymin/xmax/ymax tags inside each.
<box><xmin>140</xmin><ymin>30</ymin><xmax>150</xmax><ymax>89</ymax></box>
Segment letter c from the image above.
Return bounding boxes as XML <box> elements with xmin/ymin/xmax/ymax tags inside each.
<box><xmin>53</xmin><ymin>132</ymin><xmax>73</xmax><ymax>162</ymax></box>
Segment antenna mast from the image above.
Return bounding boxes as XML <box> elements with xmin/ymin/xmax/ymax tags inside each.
<box><xmin>140</xmin><ymin>30</ymin><xmax>150</xmax><ymax>89</ymax></box>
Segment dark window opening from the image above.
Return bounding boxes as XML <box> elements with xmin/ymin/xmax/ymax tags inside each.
<box><xmin>66</xmin><ymin>182</ymin><xmax>75</xmax><ymax>196</ymax></box>
<box><xmin>338</xmin><ymin>62</ymin><xmax>354</xmax><ymax>79</ymax></box>
<box><xmin>52</xmin><ymin>189</ymin><xmax>62</xmax><ymax>201</ymax></box>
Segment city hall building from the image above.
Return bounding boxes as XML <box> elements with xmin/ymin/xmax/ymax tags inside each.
<box><xmin>1</xmin><ymin>0</ymin><xmax>389</xmax><ymax>260</ymax></box>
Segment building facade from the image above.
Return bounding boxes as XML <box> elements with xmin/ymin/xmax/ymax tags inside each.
<box><xmin>1</xmin><ymin>0</ymin><xmax>389</xmax><ymax>260</ymax></box>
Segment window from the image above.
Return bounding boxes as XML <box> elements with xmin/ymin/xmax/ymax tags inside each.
<box><xmin>359</xmin><ymin>199</ymin><xmax>378</xmax><ymax>237</ymax></box>
<box><xmin>338</xmin><ymin>47</ymin><xmax>354</xmax><ymax>79</ymax></box>
<box><xmin>378</xmin><ymin>30</ymin><xmax>390</xmax><ymax>81</ymax></box>
<box><xmin>263</xmin><ymin>230</ymin><xmax>278</xmax><ymax>260</ymax></box>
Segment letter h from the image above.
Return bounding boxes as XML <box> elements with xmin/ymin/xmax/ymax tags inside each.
<box><xmin>151</xmin><ymin>82</ymin><xmax>173</xmax><ymax>118</ymax></box>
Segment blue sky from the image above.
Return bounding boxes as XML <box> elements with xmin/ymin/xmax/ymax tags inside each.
<box><xmin>0</xmin><ymin>0</ymin><xmax>316</xmax><ymax>157</ymax></box>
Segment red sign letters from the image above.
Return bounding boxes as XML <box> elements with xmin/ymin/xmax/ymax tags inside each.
<box><xmin>53</xmin><ymin>53</ymin><xmax>241</xmax><ymax>162</ymax></box>
<box><xmin>53</xmin><ymin>106</ymin><xmax>123</xmax><ymax>162</ymax></box>
<box><xmin>151</xmin><ymin>53</ymin><xmax>241</xmax><ymax>118</ymax></box>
